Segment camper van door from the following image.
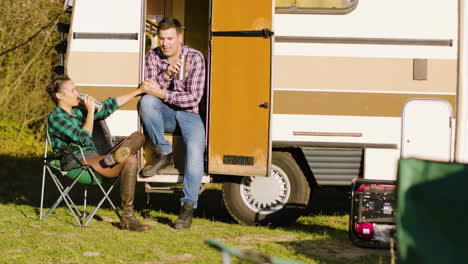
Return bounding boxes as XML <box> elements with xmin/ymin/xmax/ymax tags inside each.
<box><xmin>208</xmin><ymin>0</ymin><xmax>273</xmax><ymax>177</ymax></box>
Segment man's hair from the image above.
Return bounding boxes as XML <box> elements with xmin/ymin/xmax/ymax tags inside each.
<box><xmin>46</xmin><ymin>75</ymin><xmax>71</xmax><ymax>104</ymax></box>
<box><xmin>158</xmin><ymin>17</ymin><xmax>183</xmax><ymax>34</ymax></box>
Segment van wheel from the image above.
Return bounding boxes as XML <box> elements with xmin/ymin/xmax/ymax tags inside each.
<box><xmin>222</xmin><ymin>151</ymin><xmax>311</xmax><ymax>226</ymax></box>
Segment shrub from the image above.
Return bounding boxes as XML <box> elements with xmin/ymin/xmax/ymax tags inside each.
<box><xmin>0</xmin><ymin>0</ymin><xmax>65</xmax><ymax>153</ymax></box>
<box><xmin>0</xmin><ymin>120</ymin><xmax>43</xmax><ymax>157</ymax></box>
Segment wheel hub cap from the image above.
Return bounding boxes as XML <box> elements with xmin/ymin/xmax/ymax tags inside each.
<box><xmin>240</xmin><ymin>165</ymin><xmax>291</xmax><ymax>214</ymax></box>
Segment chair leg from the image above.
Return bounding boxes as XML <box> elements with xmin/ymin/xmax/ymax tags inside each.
<box><xmin>40</xmin><ymin>164</ymin><xmax>47</xmax><ymax>220</ymax></box>
<box><xmin>51</xmin><ymin>169</ymin><xmax>82</xmax><ymax>218</ymax></box>
<box><xmin>44</xmin><ymin>166</ymin><xmax>81</xmax><ymax>217</ymax></box>
<box><xmin>53</xmin><ymin>171</ymin><xmax>83</xmax><ymax>218</ymax></box>
<box><xmin>83</xmin><ymin>184</ymin><xmax>113</xmax><ymax>227</ymax></box>
<box><xmin>44</xmin><ymin>167</ymin><xmax>83</xmax><ymax>220</ymax></box>
<box><xmin>42</xmin><ymin>165</ymin><xmax>123</xmax><ymax>228</ymax></box>
<box><xmin>91</xmin><ymin>170</ymin><xmax>119</xmax><ymax>211</ymax></box>
<box><xmin>44</xmin><ymin>168</ymin><xmax>84</xmax><ymax>227</ymax></box>
<box><xmin>83</xmin><ymin>172</ymin><xmax>120</xmax><ymax>227</ymax></box>
<box><xmin>83</xmin><ymin>187</ymin><xmax>87</xmax><ymax>220</ymax></box>
<box><xmin>92</xmin><ymin>173</ymin><xmax>118</xmax><ymax>210</ymax></box>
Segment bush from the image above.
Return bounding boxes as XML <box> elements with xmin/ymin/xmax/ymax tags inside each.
<box><xmin>0</xmin><ymin>0</ymin><xmax>65</xmax><ymax>153</ymax></box>
<box><xmin>0</xmin><ymin>120</ymin><xmax>43</xmax><ymax>157</ymax></box>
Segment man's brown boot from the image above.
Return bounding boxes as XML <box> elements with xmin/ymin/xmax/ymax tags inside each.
<box><xmin>120</xmin><ymin>161</ymin><xmax>150</xmax><ymax>232</ymax></box>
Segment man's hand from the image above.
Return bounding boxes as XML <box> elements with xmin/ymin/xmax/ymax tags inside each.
<box><xmin>165</xmin><ymin>59</ymin><xmax>182</xmax><ymax>78</ymax></box>
<box><xmin>145</xmin><ymin>79</ymin><xmax>166</xmax><ymax>99</ymax></box>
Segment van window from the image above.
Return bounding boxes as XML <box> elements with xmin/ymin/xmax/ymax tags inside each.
<box><xmin>276</xmin><ymin>0</ymin><xmax>357</xmax><ymax>14</ymax></box>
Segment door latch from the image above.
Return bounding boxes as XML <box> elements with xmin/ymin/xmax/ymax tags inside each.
<box><xmin>259</xmin><ymin>102</ymin><xmax>269</xmax><ymax>109</ymax></box>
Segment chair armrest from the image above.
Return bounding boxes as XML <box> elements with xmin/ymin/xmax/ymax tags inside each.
<box><xmin>44</xmin><ymin>154</ymin><xmax>63</xmax><ymax>161</ymax></box>
<box><xmin>68</xmin><ymin>143</ymin><xmax>88</xmax><ymax>165</ymax></box>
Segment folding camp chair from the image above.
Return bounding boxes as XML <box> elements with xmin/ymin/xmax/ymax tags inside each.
<box><xmin>39</xmin><ymin>130</ymin><xmax>121</xmax><ymax>227</ymax></box>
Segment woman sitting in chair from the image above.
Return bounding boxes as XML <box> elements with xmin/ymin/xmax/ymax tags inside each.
<box><xmin>46</xmin><ymin>75</ymin><xmax>151</xmax><ymax>232</ymax></box>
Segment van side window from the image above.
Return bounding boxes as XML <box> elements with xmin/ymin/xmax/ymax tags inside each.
<box><xmin>276</xmin><ymin>0</ymin><xmax>358</xmax><ymax>14</ymax></box>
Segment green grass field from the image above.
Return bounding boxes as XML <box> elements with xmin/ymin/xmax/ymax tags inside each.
<box><xmin>0</xmin><ymin>154</ymin><xmax>389</xmax><ymax>264</ymax></box>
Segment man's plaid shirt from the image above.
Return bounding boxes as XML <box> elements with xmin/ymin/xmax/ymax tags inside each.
<box><xmin>47</xmin><ymin>97</ymin><xmax>119</xmax><ymax>156</ymax></box>
<box><xmin>144</xmin><ymin>45</ymin><xmax>205</xmax><ymax>114</ymax></box>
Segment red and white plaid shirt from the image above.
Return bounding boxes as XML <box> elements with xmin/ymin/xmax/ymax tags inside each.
<box><xmin>144</xmin><ymin>45</ymin><xmax>205</xmax><ymax>114</ymax></box>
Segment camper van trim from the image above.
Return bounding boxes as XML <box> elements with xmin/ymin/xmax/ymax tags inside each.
<box><xmin>293</xmin><ymin>132</ymin><xmax>363</xmax><ymax>137</ymax></box>
<box><xmin>273</xmin><ymin>141</ymin><xmax>398</xmax><ymax>149</ymax></box>
<box><xmin>273</xmin><ymin>88</ymin><xmax>455</xmax><ymax>95</ymax></box>
<box><xmin>275</xmin><ymin>36</ymin><xmax>452</xmax><ymax>47</ymax></box>
<box><xmin>73</xmin><ymin>32</ymin><xmax>139</xmax><ymax>40</ymax></box>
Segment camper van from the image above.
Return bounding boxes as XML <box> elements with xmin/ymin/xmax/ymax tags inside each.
<box><xmin>62</xmin><ymin>0</ymin><xmax>465</xmax><ymax>226</ymax></box>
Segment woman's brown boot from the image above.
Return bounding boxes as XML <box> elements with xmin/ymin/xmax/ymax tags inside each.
<box><xmin>105</xmin><ymin>132</ymin><xmax>145</xmax><ymax>166</ymax></box>
<box><xmin>120</xmin><ymin>160</ymin><xmax>150</xmax><ymax>232</ymax></box>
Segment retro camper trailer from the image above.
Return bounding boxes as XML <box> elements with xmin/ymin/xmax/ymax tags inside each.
<box><xmin>62</xmin><ymin>0</ymin><xmax>467</xmax><ymax>226</ymax></box>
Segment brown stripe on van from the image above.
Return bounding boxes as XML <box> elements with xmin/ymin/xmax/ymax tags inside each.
<box><xmin>67</xmin><ymin>51</ymin><xmax>140</xmax><ymax>86</ymax></box>
<box><xmin>274</xmin><ymin>56</ymin><xmax>457</xmax><ymax>94</ymax></box>
<box><xmin>273</xmin><ymin>91</ymin><xmax>456</xmax><ymax>117</ymax></box>
<box><xmin>77</xmin><ymin>86</ymin><xmax>139</xmax><ymax>110</ymax></box>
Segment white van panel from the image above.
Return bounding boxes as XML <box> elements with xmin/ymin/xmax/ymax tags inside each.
<box><xmin>70</xmin><ymin>0</ymin><xmax>142</xmax><ymax>53</ymax></box>
<box><xmin>104</xmin><ymin>110</ymin><xmax>139</xmax><ymax>137</ymax></box>
<box><xmin>275</xmin><ymin>0</ymin><xmax>457</xmax><ymax>40</ymax></box>
<box><xmin>364</xmin><ymin>148</ymin><xmax>400</xmax><ymax>180</ymax></box>
<box><xmin>274</xmin><ymin>0</ymin><xmax>457</xmax><ymax>59</ymax></box>
<box><xmin>271</xmin><ymin>114</ymin><xmax>401</xmax><ymax>145</ymax></box>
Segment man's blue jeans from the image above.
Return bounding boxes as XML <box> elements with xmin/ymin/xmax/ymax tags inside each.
<box><xmin>139</xmin><ymin>95</ymin><xmax>205</xmax><ymax>208</ymax></box>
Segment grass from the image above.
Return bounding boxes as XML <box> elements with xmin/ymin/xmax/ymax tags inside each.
<box><xmin>0</xmin><ymin>152</ymin><xmax>390</xmax><ymax>264</ymax></box>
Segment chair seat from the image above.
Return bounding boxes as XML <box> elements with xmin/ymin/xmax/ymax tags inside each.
<box><xmin>65</xmin><ymin>167</ymin><xmax>103</xmax><ymax>185</ymax></box>
<box><xmin>47</xmin><ymin>159</ymin><xmax>103</xmax><ymax>185</ymax></box>
<box><xmin>48</xmin><ymin>159</ymin><xmax>62</xmax><ymax>171</ymax></box>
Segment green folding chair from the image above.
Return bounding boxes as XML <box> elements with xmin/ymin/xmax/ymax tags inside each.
<box><xmin>39</xmin><ymin>130</ymin><xmax>121</xmax><ymax>227</ymax></box>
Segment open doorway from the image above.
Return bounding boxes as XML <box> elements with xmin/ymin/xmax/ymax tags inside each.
<box><xmin>142</xmin><ymin>0</ymin><xmax>211</xmax><ymax>175</ymax></box>
<box><xmin>146</xmin><ymin>0</ymin><xmax>210</xmax><ymax>57</ymax></box>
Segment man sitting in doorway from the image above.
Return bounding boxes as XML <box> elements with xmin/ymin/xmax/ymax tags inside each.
<box><xmin>139</xmin><ymin>17</ymin><xmax>206</xmax><ymax>229</ymax></box>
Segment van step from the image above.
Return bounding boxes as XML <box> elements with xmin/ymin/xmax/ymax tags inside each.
<box><xmin>144</xmin><ymin>185</ymin><xmax>176</xmax><ymax>194</ymax></box>
<box><xmin>144</xmin><ymin>182</ymin><xmax>209</xmax><ymax>194</ymax></box>
<box><xmin>140</xmin><ymin>167</ymin><xmax>182</xmax><ymax>176</ymax></box>
<box><xmin>137</xmin><ymin>173</ymin><xmax>211</xmax><ymax>184</ymax></box>
<box><xmin>159</xmin><ymin>167</ymin><xmax>182</xmax><ymax>175</ymax></box>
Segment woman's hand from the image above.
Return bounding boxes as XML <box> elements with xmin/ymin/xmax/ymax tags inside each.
<box><xmin>116</xmin><ymin>81</ymin><xmax>160</xmax><ymax>107</ymax></box>
<box><xmin>139</xmin><ymin>80</ymin><xmax>153</xmax><ymax>94</ymax></box>
<box><xmin>83</xmin><ymin>94</ymin><xmax>96</xmax><ymax>113</ymax></box>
